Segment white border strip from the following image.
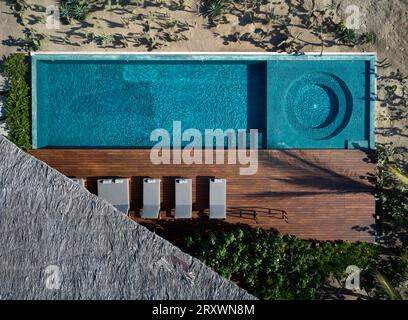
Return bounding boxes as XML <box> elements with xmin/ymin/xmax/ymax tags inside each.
<box><xmin>31</xmin><ymin>51</ymin><xmax>376</xmax><ymax>56</ymax></box>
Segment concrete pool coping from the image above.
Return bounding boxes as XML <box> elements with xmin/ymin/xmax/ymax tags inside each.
<box><xmin>31</xmin><ymin>52</ymin><xmax>376</xmax><ymax>150</ymax></box>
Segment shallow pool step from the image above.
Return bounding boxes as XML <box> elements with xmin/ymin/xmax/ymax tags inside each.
<box><xmin>346</xmin><ymin>140</ymin><xmax>369</xmax><ymax>149</ymax></box>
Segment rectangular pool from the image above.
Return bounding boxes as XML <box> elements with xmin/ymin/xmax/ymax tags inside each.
<box><xmin>31</xmin><ymin>53</ymin><xmax>376</xmax><ymax>149</ymax></box>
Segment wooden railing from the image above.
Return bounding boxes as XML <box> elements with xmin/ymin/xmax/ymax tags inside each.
<box><xmin>227</xmin><ymin>207</ymin><xmax>288</xmax><ymax>223</ymax></box>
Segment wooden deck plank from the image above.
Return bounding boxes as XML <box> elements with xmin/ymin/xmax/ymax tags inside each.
<box><xmin>29</xmin><ymin>149</ymin><xmax>376</xmax><ymax>242</ymax></box>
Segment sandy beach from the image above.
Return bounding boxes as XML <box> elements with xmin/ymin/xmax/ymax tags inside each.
<box><xmin>0</xmin><ymin>0</ymin><xmax>406</xmax><ymax>154</ymax></box>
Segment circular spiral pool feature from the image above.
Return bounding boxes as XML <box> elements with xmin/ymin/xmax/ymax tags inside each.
<box><xmin>285</xmin><ymin>73</ymin><xmax>352</xmax><ymax>140</ymax></box>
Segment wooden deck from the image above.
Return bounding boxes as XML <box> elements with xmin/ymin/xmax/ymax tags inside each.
<box><xmin>30</xmin><ymin>149</ymin><xmax>377</xmax><ymax>242</ymax></box>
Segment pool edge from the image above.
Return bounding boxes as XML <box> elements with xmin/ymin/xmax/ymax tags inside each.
<box><xmin>30</xmin><ymin>52</ymin><xmax>377</xmax><ymax>150</ymax></box>
<box><xmin>31</xmin><ymin>53</ymin><xmax>38</xmax><ymax>149</ymax></box>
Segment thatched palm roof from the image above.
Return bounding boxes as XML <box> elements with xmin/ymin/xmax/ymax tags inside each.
<box><xmin>0</xmin><ymin>137</ymin><xmax>254</xmax><ymax>299</ymax></box>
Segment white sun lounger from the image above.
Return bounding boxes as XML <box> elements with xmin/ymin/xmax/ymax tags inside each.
<box><xmin>97</xmin><ymin>178</ymin><xmax>130</xmax><ymax>214</ymax></box>
<box><xmin>175</xmin><ymin>178</ymin><xmax>192</xmax><ymax>219</ymax></box>
<box><xmin>209</xmin><ymin>178</ymin><xmax>227</xmax><ymax>219</ymax></box>
<box><xmin>141</xmin><ymin>178</ymin><xmax>161</xmax><ymax>219</ymax></box>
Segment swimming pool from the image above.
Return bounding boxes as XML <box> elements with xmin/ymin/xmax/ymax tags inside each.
<box><xmin>31</xmin><ymin>53</ymin><xmax>376</xmax><ymax>149</ymax></box>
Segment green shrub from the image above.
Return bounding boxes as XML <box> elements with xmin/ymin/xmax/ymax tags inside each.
<box><xmin>203</xmin><ymin>0</ymin><xmax>230</xmax><ymax>19</ymax></box>
<box><xmin>380</xmin><ymin>188</ymin><xmax>408</xmax><ymax>229</ymax></box>
<box><xmin>18</xmin><ymin>29</ymin><xmax>43</xmax><ymax>51</ymax></box>
<box><xmin>11</xmin><ymin>0</ymin><xmax>29</xmax><ymax>24</ymax></box>
<box><xmin>4</xmin><ymin>53</ymin><xmax>29</xmax><ymax>79</ymax></box>
<box><xmin>13</xmin><ymin>0</ymin><xmax>29</xmax><ymax>12</ymax></box>
<box><xmin>185</xmin><ymin>228</ymin><xmax>378</xmax><ymax>299</ymax></box>
<box><xmin>376</xmin><ymin>145</ymin><xmax>408</xmax><ymax>232</ymax></box>
<box><xmin>3</xmin><ymin>53</ymin><xmax>32</xmax><ymax>151</ymax></box>
<box><xmin>360</xmin><ymin>32</ymin><xmax>376</xmax><ymax>44</ymax></box>
<box><xmin>60</xmin><ymin>0</ymin><xmax>89</xmax><ymax>24</ymax></box>
<box><xmin>340</xmin><ymin>28</ymin><xmax>356</xmax><ymax>45</ymax></box>
<box><xmin>336</xmin><ymin>19</ymin><xmax>376</xmax><ymax>46</ymax></box>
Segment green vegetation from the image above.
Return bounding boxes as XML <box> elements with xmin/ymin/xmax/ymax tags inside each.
<box><xmin>359</xmin><ymin>143</ymin><xmax>407</xmax><ymax>299</ymax></box>
<box><xmin>9</xmin><ymin>1</ymin><xmax>44</xmax><ymax>50</ymax></box>
<box><xmin>60</xmin><ymin>0</ymin><xmax>89</xmax><ymax>24</ymax></box>
<box><xmin>336</xmin><ymin>18</ymin><xmax>376</xmax><ymax>46</ymax></box>
<box><xmin>154</xmin><ymin>0</ymin><xmax>167</xmax><ymax>7</ymax></box>
<box><xmin>11</xmin><ymin>0</ymin><xmax>29</xmax><ymax>23</ymax></box>
<box><xmin>336</xmin><ymin>19</ymin><xmax>356</xmax><ymax>45</ymax></box>
<box><xmin>339</xmin><ymin>28</ymin><xmax>357</xmax><ymax>45</ymax></box>
<box><xmin>13</xmin><ymin>0</ymin><xmax>29</xmax><ymax>12</ymax></box>
<box><xmin>360</xmin><ymin>31</ymin><xmax>376</xmax><ymax>45</ymax></box>
<box><xmin>376</xmin><ymin>145</ymin><xmax>408</xmax><ymax>231</ymax></box>
<box><xmin>375</xmin><ymin>246</ymin><xmax>408</xmax><ymax>300</ymax></box>
<box><xmin>18</xmin><ymin>29</ymin><xmax>43</xmax><ymax>51</ymax></box>
<box><xmin>203</xmin><ymin>0</ymin><xmax>230</xmax><ymax>19</ymax></box>
<box><xmin>185</xmin><ymin>228</ymin><xmax>378</xmax><ymax>299</ymax></box>
<box><xmin>170</xmin><ymin>0</ymin><xmax>187</xmax><ymax>10</ymax></box>
<box><xmin>375</xmin><ymin>272</ymin><xmax>403</xmax><ymax>300</ymax></box>
<box><xmin>4</xmin><ymin>54</ymin><xmax>28</xmax><ymax>79</ymax></box>
<box><xmin>3</xmin><ymin>54</ymin><xmax>31</xmax><ymax>151</ymax></box>
<box><xmin>97</xmin><ymin>32</ymin><xmax>114</xmax><ymax>46</ymax></box>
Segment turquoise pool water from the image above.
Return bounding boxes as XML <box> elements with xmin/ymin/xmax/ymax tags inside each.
<box><xmin>267</xmin><ymin>59</ymin><xmax>375</xmax><ymax>149</ymax></box>
<box><xmin>32</xmin><ymin>54</ymin><xmax>376</xmax><ymax>149</ymax></box>
<box><xmin>34</xmin><ymin>60</ymin><xmax>266</xmax><ymax>148</ymax></box>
